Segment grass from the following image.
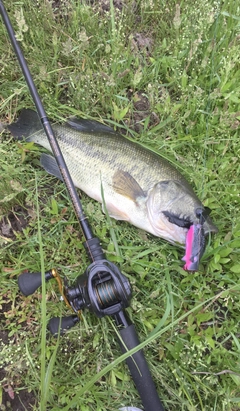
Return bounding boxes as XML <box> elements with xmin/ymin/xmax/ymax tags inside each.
<box><xmin>0</xmin><ymin>0</ymin><xmax>240</xmax><ymax>410</ymax></box>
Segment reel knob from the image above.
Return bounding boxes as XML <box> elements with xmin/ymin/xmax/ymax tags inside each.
<box><xmin>48</xmin><ymin>315</ymin><xmax>79</xmax><ymax>336</ymax></box>
<box><xmin>18</xmin><ymin>270</ymin><xmax>53</xmax><ymax>296</ymax></box>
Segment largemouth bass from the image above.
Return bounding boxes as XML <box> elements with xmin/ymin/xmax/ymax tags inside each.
<box><xmin>8</xmin><ymin>109</ymin><xmax>217</xmax><ymax>270</ymax></box>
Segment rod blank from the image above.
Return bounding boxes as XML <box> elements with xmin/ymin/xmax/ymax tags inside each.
<box><xmin>0</xmin><ymin>0</ymin><xmax>93</xmax><ymax>241</ymax></box>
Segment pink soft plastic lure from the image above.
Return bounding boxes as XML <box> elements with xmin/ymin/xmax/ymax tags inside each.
<box><xmin>182</xmin><ymin>223</ymin><xmax>205</xmax><ymax>271</ymax></box>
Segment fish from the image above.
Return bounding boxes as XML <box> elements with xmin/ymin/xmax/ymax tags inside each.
<box><xmin>8</xmin><ymin>109</ymin><xmax>218</xmax><ymax>270</ymax></box>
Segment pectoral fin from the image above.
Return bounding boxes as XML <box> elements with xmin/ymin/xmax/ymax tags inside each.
<box><xmin>112</xmin><ymin>170</ymin><xmax>145</xmax><ymax>203</ymax></box>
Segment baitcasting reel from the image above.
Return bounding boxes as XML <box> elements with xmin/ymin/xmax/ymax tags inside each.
<box><xmin>17</xmin><ymin>240</ymin><xmax>165</xmax><ymax>410</ymax></box>
<box><xmin>18</xmin><ymin>256</ymin><xmax>132</xmax><ymax>335</ymax></box>
<box><xmin>16</xmin><ymin>237</ymin><xmax>165</xmax><ymax>410</ymax></box>
<box><xmin>17</xmin><ymin>258</ymin><xmax>165</xmax><ymax>411</ymax></box>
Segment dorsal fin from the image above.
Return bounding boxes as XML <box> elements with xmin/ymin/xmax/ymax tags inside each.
<box><xmin>66</xmin><ymin>117</ymin><xmax>116</xmax><ymax>134</ymax></box>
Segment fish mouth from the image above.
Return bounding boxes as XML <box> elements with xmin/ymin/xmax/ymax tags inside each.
<box><xmin>162</xmin><ymin>210</ymin><xmax>192</xmax><ymax>229</ymax></box>
<box><xmin>163</xmin><ymin>207</ymin><xmax>216</xmax><ymax>271</ymax></box>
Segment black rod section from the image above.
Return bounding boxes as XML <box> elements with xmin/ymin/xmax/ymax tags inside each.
<box><xmin>1</xmin><ymin>4</ymin><xmax>166</xmax><ymax>409</ymax></box>
<box><xmin>0</xmin><ymin>1</ymin><xmax>93</xmax><ymax>242</ymax></box>
<box><xmin>115</xmin><ymin>311</ymin><xmax>165</xmax><ymax>411</ymax></box>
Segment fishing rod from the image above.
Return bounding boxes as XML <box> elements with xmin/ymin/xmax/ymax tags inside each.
<box><xmin>0</xmin><ymin>2</ymin><xmax>165</xmax><ymax>410</ymax></box>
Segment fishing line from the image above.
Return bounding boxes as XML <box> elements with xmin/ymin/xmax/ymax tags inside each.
<box><xmin>200</xmin><ymin>3</ymin><xmax>221</xmax><ymax>199</ymax></box>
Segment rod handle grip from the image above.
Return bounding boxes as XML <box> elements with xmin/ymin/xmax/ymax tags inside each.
<box><xmin>119</xmin><ymin>324</ymin><xmax>165</xmax><ymax>411</ymax></box>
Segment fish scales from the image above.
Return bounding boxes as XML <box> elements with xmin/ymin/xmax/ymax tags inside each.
<box><xmin>50</xmin><ymin>125</ymin><xmax>193</xmax><ymax>194</ymax></box>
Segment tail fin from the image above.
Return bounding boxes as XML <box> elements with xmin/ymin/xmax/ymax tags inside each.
<box><xmin>7</xmin><ymin>109</ymin><xmax>42</xmax><ymax>140</ymax></box>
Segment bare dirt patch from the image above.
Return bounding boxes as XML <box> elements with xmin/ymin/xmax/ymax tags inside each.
<box><xmin>0</xmin><ymin>304</ymin><xmax>36</xmax><ymax>411</ymax></box>
<box><xmin>125</xmin><ymin>90</ymin><xmax>159</xmax><ymax>133</ymax></box>
<box><xmin>0</xmin><ymin>365</ymin><xmax>36</xmax><ymax>411</ymax></box>
<box><xmin>0</xmin><ymin>205</ymin><xmax>29</xmax><ymax>241</ymax></box>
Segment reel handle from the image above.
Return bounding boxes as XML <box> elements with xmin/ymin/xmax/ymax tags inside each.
<box><xmin>48</xmin><ymin>315</ymin><xmax>79</xmax><ymax>336</ymax></box>
<box><xmin>18</xmin><ymin>270</ymin><xmax>53</xmax><ymax>296</ymax></box>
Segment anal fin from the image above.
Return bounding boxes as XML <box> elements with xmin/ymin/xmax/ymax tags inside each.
<box><xmin>40</xmin><ymin>153</ymin><xmax>63</xmax><ymax>181</ymax></box>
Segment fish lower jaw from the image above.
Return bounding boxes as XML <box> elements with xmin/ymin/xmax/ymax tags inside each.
<box><xmin>148</xmin><ymin>223</ymin><xmax>187</xmax><ymax>246</ymax></box>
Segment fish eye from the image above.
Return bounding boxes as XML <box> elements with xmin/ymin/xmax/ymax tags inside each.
<box><xmin>195</xmin><ymin>207</ymin><xmax>204</xmax><ymax>218</ymax></box>
<box><xmin>195</xmin><ymin>207</ymin><xmax>211</xmax><ymax>221</ymax></box>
